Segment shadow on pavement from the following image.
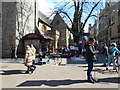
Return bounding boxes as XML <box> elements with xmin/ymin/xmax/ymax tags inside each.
<box><xmin>97</xmin><ymin>77</ymin><xmax>120</xmax><ymax>84</ymax></box>
<box><xmin>78</xmin><ymin>64</ymin><xmax>106</xmax><ymax>68</ymax></box>
<box><xmin>17</xmin><ymin>79</ymin><xmax>87</xmax><ymax>87</ymax></box>
<box><xmin>1</xmin><ymin>70</ymin><xmax>26</xmax><ymax>75</ymax></box>
<box><xmin>83</xmin><ymin>68</ymin><xmax>118</xmax><ymax>74</ymax></box>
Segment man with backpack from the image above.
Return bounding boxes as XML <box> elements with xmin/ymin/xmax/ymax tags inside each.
<box><xmin>106</xmin><ymin>43</ymin><xmax>120</xmax><ymax>70</ymax></box>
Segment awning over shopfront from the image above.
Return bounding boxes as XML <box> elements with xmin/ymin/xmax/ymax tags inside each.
<box><xmin>22</xmin><ymin>33</ymin><xmax>54</xmax><ymax>41</ymax></box>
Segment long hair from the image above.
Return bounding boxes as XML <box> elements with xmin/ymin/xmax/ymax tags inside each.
<box><xmin>88</xmin><ymin>37</ymin><xmax>95</xmax><ymax>42</ymax></box>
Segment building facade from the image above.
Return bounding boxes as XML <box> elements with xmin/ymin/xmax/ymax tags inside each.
<box><xmin>1</xmin><ymin>1</ymin><xmax>35</xmax><ymax>58</ymax></box>
<box><xmin>2</xmin><ymin>2</ymin><xmax>17</xmax><ymax>58</ymax></box>
<box><xmin>89</xmin><ymin>2</ymin><xmax>120</xmax><ymax>46</ymax></box>
<box><xmin>1</xmin><ymin>1</ymin><xmax>74</xmax><ymax>58</ymax></box>
<box><xmin>0</xmin><ymin>2</ymin><xmax>2</xmax><ymax>58</ymax></box>
<box><xmin>51</xmin><ymin>13</ymin><xmax>74</xmax><ymax>48</ymax></box>
<box><xmin>89</xmin><ymin>19</ymin><xmax>98</xmax><ymax>39</ymax></box>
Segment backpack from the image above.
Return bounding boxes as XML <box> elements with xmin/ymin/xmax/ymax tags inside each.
<box><xmin>108</xmin><ymin>47</ymin><xmax>114</xmax><ymax>55</ymax></box>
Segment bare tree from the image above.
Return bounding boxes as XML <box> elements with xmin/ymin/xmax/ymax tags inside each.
<box><xmin>16</xmin><ymin>0</ymin><xmax>34</xmax><ymax>41</ymax></box>
<box><xmin>50</xmin><ymin>0</ymin><xmax>103</xmax><ymax>44</ymax></box>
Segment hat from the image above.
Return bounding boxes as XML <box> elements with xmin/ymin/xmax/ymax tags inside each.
<box><xmin>111</xmin><ymin>43</ymin><xmax>117</xmax><ymax>47</ymax></box>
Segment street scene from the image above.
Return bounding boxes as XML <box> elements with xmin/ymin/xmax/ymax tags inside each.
<box><xmin>0</xmin><ymin>55</ymin><xmax>119</xmax><ymax>88</ymax></box>
<box><xmin>0</xmin><ymin>0</ymin><xmax>120</xmax><ymax>89</ymax></box>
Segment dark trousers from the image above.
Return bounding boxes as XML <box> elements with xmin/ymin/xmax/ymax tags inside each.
<box><xmin>87</xmin><ymin>62</ymin><xmax>94</xmax><ymax>81</ymax></box>
<box><xmin>26</xmin><ymin>66</ymin><xmax>33</xmax><ymax>72</ymax></box>
<box><xmin>31</xmin><ymin>60</ymin><xmax>36</xmax><ymax>69</ymax></box>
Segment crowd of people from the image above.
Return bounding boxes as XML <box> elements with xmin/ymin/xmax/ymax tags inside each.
<box><xmin>84</xmin><ymin>37</ymin><xmax>120</xmax><ymax>83</ymax></box>
<box><xmin>23</xmin><ymin>38</ymin><xmax>120</xmax><ymax>84</ymax></box>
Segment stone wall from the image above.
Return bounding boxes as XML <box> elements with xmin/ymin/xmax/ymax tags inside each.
<box><xmin>0</xmin><ymin>2</ymin><xmax>2</xmax><ymax>58</ymax></box>
<box><xmin>51</xmin><ymin>13</ymin><xmax>69</xmax><ymax>47</ymax></box>
<box><xmin>2</xmin><ymin>1</ymin><xmax>35</xmax><ymax>58</ymax></box>
<box><xmin>2</xmin><ymin>2</ymin><xmax>16</xmax><ymax>58</ymax></box>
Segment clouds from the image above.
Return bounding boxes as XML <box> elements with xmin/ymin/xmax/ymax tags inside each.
<box><xmin>37</xmin><ymin>0</ymin><xmax>55</xmax><ymax>16</ymax></box>
<box><xmin>37</xmin><ymin>0</ymin><xmax>73</xmax><ymax>16</ymax></box>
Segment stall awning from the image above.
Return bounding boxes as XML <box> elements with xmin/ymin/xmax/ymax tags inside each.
<box><xmin>22</xmin><ymin>33</ymin><xmax>54</xmax><ymax>40</ymax></box>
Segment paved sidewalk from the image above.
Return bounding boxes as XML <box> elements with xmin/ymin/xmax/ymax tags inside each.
<box><xmin>0</xmin><ymin>57</ymin><xmax>119</xmax><ymax>88</ymax></box>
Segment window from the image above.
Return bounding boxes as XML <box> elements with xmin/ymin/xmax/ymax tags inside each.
<box><xmin>56</xmin><ymin>21</ymin><xmax>59</xmax><ymax>25</ymax></box>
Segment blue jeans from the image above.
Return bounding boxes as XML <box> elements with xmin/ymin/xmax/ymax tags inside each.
<box><xmin>102</xmin><ymin>55</ymin><xmax>107</xmax><ymax>65</ymax></box>
<box><xmin>87</xmin><ymin>62</ymin><xmax>94</xmax><ymax>81</ymax></box>
<box><xmin>106</xmin><ymin>55</ymin><xmax>116</xmax><ymax>69</ymax></box>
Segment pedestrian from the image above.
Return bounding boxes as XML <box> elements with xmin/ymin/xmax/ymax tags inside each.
<box><xmin>85</xmin><ymin>37</ymin><xmax>98</xmax><ymax>83</ymax></box>
<box><xmin>106</xmin><ymin>42</ymin><xmax>120</xmax><ymax>70</ymax></box>
<box><xmin>29</xmin><ymin>44</ymin><xmax>36</xmax><ymax>71</ymax></box>
<box><xmin>11</xmin><ymin>46</ymin><xmax>15</xmax><ymax>59</ymax></box>
<box><xmin>48</xmin><ymin>44</ymin><xmax>54</xmax><ymax>54</ymax></box>
<box><xmin>94</xmin><ymin>40</ymin><xmax>99</xmax><ymax>51</ymax></box>
<box><xmin>101</xmin><ymin>42</ymin><xmax>108</xmax><ymax>67</ymax></box>
<box><xmin>23</xmin><ymin>45</ymin><xmax>34</xmax><ymax>74</ymax></box>
<box><xmin>38</xmin><ymin>49</ymin><xmax>42</xmax><ymax>61</ymax></box>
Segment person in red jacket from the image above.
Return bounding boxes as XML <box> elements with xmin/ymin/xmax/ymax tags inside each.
<box><xmin>85</xmin><ymin>37</ymin><xmax>98</xmax><ymax>83</ymax></box>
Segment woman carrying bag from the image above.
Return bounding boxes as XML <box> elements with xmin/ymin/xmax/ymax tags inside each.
<box><xmin>85</xmin><ymin>37</ymin><xmax>98</xmax><ymax>83</ymax></box>
<box><xmin>23</xmin><ymin>45</ymin><xmax>34</xmax><ymax>74</ymax></box>
<box><xmin>106</xmin><ymin>43</ymin><xmax>120</xmax><ymax>70</ymax></box>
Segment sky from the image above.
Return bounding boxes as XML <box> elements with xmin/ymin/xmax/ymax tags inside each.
<box><xmin>38</xmin><ymin>0</ymin><xmax>105</xmax><ymax>32</ymax></box>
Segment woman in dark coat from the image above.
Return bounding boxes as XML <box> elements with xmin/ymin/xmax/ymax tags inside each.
<box><xmin>85</xmin><ymin>37</ymin><xmax>97</xmax><ymax>83</ymax></box>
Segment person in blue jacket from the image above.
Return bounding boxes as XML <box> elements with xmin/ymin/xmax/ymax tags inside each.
<box><xmin>106</xmin><ymin>43</ymin><xmax>120</xmax><ymax>70</ymax></box>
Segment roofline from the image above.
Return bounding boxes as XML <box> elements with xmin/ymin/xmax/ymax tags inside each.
<box><xmin>38</xmin><ymin>18</ymin><xmax>52</xmax><ymax>28</ymax></box>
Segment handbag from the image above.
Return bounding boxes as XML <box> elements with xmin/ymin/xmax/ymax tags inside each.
<box><xmin>108</xmin><ymin>47</ymin><xmax>114</xmax><ymax>55</ymax></box>
<box><xmin>92</xmin><ymin>55</ymin><xmax>98</xmax><ymax>62</ymax></box>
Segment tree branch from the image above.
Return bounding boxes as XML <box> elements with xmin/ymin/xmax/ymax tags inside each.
<box><xmin>72</xmin><ymin>0</ymin><xmax>77</xmax><ymax>9</ymax></box>
<box><xmin>90</xmin><ymin>15</ymin><xmax>98</xmax><ymax>18</ymax></box>
<box><xmin>59</xmin><ymin>11</ymin><xmax>73</xmax><ymax>25</ymax></box>
<box><xmin>82</xmin><ymin>0</ymin><xmax>101</xmax><ymax>30</ymax></box>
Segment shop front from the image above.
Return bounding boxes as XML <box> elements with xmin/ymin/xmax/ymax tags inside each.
<box><xmin>17</xmin><ymin>33</ymin><xmax>53</xmax><ymax>57</ymax></box>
